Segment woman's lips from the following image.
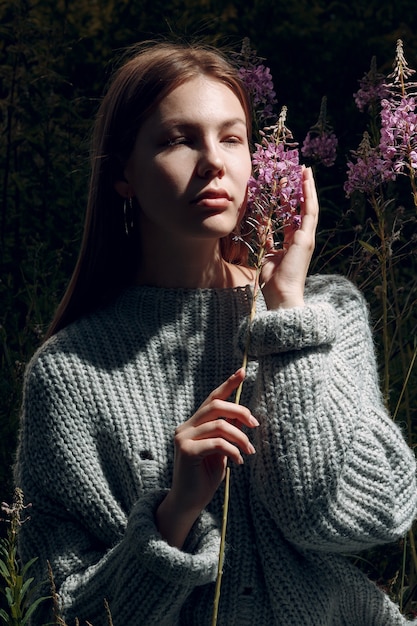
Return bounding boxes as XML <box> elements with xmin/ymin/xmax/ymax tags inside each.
<box><xmin>191</xmin><ymin>189</ymin><xmax>231</xmax><ymax>209</ymax></box>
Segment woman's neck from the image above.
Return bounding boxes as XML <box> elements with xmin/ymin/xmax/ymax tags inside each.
<box><xmin>135</xmin><ymin>239</ymin><xmax>254</xmax><ymax>289</ymax></box>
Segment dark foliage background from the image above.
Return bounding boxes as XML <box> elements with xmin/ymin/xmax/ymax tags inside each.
<box><xmin>1</xmin><ymin>0</ymin><xmax>416</xmax><ymax>612</ymax></box>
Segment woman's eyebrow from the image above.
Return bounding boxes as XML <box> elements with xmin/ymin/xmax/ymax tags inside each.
<box><xmin>159</xmin><ymin>117</ymin><xmax>247</xmax><ymax>130</ymax></box>
<box><xmin>219</xmin><ymin>117</ymin><xmax>248</xmax><ymax>129</ymax></box>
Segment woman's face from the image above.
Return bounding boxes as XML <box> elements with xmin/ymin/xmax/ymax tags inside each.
<box><xmin>119</xmin><ymin>76</ymin><xmax>252</xmax><ymax>248</ymax></box>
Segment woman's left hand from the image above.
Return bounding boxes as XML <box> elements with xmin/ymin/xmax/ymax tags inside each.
<box><xmin>260</xmin><ymin>166</ymin><xmax>319</xmax><ymax>310</ymax></box>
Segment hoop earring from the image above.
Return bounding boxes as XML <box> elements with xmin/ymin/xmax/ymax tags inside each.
<box><xmin>231</xmin><ymin>217</ymin><xmax>243</xmax><ymax>241</ymax></box>
<box><xmin>123</xmin><ymin>197</ymin><xmax>134</xmax><ymax>236</ymax></box>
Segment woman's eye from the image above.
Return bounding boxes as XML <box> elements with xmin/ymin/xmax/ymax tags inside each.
<box><xmin>223</xmin><ymin>136</ymin><xmax>242</xmax><ymax>145</ymax></box>
<box><xmin>166</xmin><ymin>137</ymin><xmax>190</xmax><ymax>146</ymax></box>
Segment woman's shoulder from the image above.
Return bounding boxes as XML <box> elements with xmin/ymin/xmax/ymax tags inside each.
<box><xmin>26</xmin><ymin>302</ymin><xmax>118</xmax><ymax>376</ymax></box>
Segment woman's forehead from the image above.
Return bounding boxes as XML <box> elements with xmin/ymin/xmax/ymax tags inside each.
<box><xmin>152</xmin><ymin>76</ymin><xmax>248</xmax><ymax>124</ymax></box>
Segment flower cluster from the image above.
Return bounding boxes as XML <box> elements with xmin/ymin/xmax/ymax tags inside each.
<box><xmin>0</xmin><ymin>488</ymin><xmax>30</xmax><ymax>525</ymax></box>
<box><xmin>301</xmin><ymin>96</ymin><xmax>338</xmax><ymax>167</ymax></box>
<box><xmin>302</xmin><ymin>132</ymin><xmax>338</xmax><ymax>167</ymax></box>
<box><xmin>345</xmin><ymin>40</ymin><xmax>417</xmax><ymax>199</ymax></box>
<box><xmin>248</xmin><ymin>125</ymin><xmax>303</xmax><ymax>233</ymax></box>
<box><xmin>353</xmin><ymin>56</ymin><xmax>389</xmax><ymax>112</ymax></box>
<box><xmin>380</xmin><ymin>96</ymin><xmax>417</xmax><ymax>172</ymax></box>
<box><xmin>238</xmin><ymin>64</ymin><xmax>276</xmax><ymax>121</ymax></box>
<box><xmin>387</xmin><ymin>39</ymin><xmax>417</xmax><ymax>97</ymax></box>
<box><xmin>234</xmin><ymin>42</ymin><xmax>303</xmax><ymax>256</ymax></box>
<box><xmin>234</xmin><ymin>37</ymin><xmax>277</xmax><ymax>123</ymax></box>
<box><xmin>344</xmin><ymin>132</ymin><xmax>395</xmax><ymax>196</ymax></box>
<box><xmin>379</xmin><ymin>40</ymin><xmax>417</xmax><ymax>178</ymax></box>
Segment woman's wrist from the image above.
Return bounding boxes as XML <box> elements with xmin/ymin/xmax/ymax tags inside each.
<box><xmin>262</xmin><ymin>282</ymin><xmax>305</xmax><ymax>310</ymax></box>
<box><xmin>156</xmin><ymin>490</ymin><xmax>201</xmax><ymax>549</ymax></box>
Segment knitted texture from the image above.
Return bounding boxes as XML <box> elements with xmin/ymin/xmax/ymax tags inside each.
<box><xmin>15</xmin><ymin>274</ymin><xmax>417</xmax><ymax>625</ymax></box>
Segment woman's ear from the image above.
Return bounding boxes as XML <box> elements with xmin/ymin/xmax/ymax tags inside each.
<box><xmin>114</xmin><ymin>180</ymin><xmax>132</xmax><ymax>198</ymax></box>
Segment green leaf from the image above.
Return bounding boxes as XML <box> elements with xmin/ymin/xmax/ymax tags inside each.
<box><xmin>21</xmin><ymin>595</ymin><xmax>51</xmax><ymax>626</ymax></box>
<box><xmin>20</xmin><ymin>576</ymin><xmax>34</xmax><ymax>599</ymax></box>
<box><xmin>0</xmin><ymin>558</ymin><xmax>10</xmax><ymax>580</ymax></box>
<box><xmin>358</xmin><ymin>239</ymin><xmax>380</xmax><ymax>258</ymax></box>
<box><xmin>11</xmin><ymin>602</ymin><xmax>21</xmax><ymax>620</ymax></box>
<box><xmin>15</xmin><ymin>574</ymin><xmax>24</xmax><ymax>594</ymax></box>
<box><xmin>4</xmin><ymin>587</ymin><xmax>13</xmax><ymax>608</ymax></box>
<box><xmin>21</xmin><ymin>557</ymin><xmax>38</xmax><ymax>578</ymax></box>
<box><xmin>9</xmin><ymin>547</ymin><xmax>16</xmax><ymax>562</ymax></box>
<box><xmin>0</xmin><ymin>608</ymin><xmax>11</xmax><ymax>625</ymax></box>
<box><xmin>0</xmin><ymin>542</ymin><xmax>8</xmax><ymax>558</ymax></box>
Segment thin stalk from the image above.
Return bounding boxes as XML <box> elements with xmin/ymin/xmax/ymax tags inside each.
<box><xmin>381</xmin><ymin>254</ymin><xmax>390</xmax><ymax>404</ymax></box>
<box><xmin>104</xmin><ymin>598</ymin><xmax>114</xmax><ymax>626</ymax></box>
<box><xmin>400</xmin><ymin>532</ymin><xmax>408</xmax><ymax>613</ymax></box>
<box><xmin>211</xmin><ymin>214</ymin><xmax>272</xmax><ymax>626</ymax></box>
<box><xmin>392</xmin><ymin>345</ymin><xmax>417</xmax><ymax>424</ymax></box>
<box><xmin>211</xmin><ymin>466</ymin><xmax>231</xmax><ymax>626</ymax></box>
<box><xmin>235</xmin><ymin>254</ymin><xmax>265</xmax><ymax>405</ymax></box>
<box><xmin>370</xmin><ymin>194</ymin><xmax>390</xmax><ymax>404</ymax></box>
<box><xmin>409</xmin><ymin>527</ymin><xmax>417</xmax><ymax>587</ymax></box>
<box><xmin>210</xmin><ymin>272</ymin><xmax>260</xmax><ymax>626</ymax></box>
<box><xmin>408</xmin><ymin>168</ymin><xmax>417</xmax><ymax>209</ymax></box>
<box><xmin>401</xmin><ymin>525</ymin><xmax>417</xmax><ymax>613</ymax></box>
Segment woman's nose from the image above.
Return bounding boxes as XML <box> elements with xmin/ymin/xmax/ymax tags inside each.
<box><xmin>197</xmin><ymin>143</ymin><xmax>225</xmax><ymax>178</ymax></box>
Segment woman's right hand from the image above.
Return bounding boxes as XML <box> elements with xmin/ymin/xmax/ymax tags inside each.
<box><xmin>156</xmin><ymin>368</ymin><xmax>258</xmax><ymax>548</ymax></box>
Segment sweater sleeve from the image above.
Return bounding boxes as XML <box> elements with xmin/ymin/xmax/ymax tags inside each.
<box><xmin>237</xmin><ymin>275</ymin><xmax>417</xmax><ymax>553</ymax></box>
<box><xmin>14</xmin><ymin>352</ymin><xmax>220</xmax><ymax>626</ymax></box>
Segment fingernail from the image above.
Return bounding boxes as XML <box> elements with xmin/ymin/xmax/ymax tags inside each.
<box><xmin>250</xmin><ymin>415</ymin><xmax>259</xmax><ymax>427</ymax></box>
<box><xmin>248</xmin><ymin>443</ymin><xmax>256</xmax><ymax>455</ymax></box>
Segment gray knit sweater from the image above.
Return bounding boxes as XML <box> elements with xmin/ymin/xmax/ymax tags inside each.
<box><xmin>15</xmin><ymin>274</ymin><xmax>417</xmax><ymax>625</ymax></box>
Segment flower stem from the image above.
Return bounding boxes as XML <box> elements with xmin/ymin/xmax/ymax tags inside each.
<box><xmin>211</xmin><ymin>214</ymin><xmax>271</xmax><ymax>625</ymax></box>
<box><xmin>370</xmin><ymin>193</ymin><xmax>391</xmax><ymax>404</ymax></box>
<box><xmin>211</xmin><ymin>466</ymin><xmax>231</xmax><ymax>626</ymax></box>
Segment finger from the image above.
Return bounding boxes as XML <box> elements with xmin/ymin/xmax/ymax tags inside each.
<box><xmin>290</xmin><ymin>211</ymin><xmax>316</xmax><ymax>257</ymax></box>
<box><xmin>203</xmin><ymin>368</ymin><xmax>246</xmax><ymax>405</ymax></box>
<box><xmin>179</xmin><ymin>430</ymin><xmax>255</xmax><ymax>465</ymax></box>
<box><xmin>282</xmin><ymin>220</ymin><xmax>299</xmax><ymax>247</ymax></box>
<box><xmin>279</xmin><ymin>168</ymin><xmax>317</xmax><ymax>250</ymax></box>
<box><xmin>262</xmin><ymin>249</ymin><xmax>285</xmax><ymax>267</ymax></box>
<box><xmin>265</xmin><ymin>231</ymin><xmax>275</xmax><ymax>252</ymax></box>
<box><xmin>291</xmin><ymin>168</ymin><xmax>318</xmax><ymax>249</ymax></box>
<box><xmin>187</xmin><ymin>398</ymin><xmax>259</xmax><ymax>429</ymax></box>
<box><xmin>190</xmin><ymin>419</ymin><xmax>256</xmax><ymax>455</ymax></box>
<box><xmin>191</xmin><ymin>437</ymin><xmax>246</xmax><ymax>466</ymax></box>
<box><xmin>301</xmin><ymin>167</ymin><xmax>319</xmax><ymax>223</ymax></box>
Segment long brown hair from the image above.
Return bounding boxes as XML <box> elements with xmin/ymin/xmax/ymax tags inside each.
<box><xmin>45</xmin><ymin>41</ymin><xmax>252</xmax><ymax>339</ymax></box>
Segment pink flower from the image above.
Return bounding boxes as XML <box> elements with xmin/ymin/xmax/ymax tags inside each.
<box><xmin>353</xmin><ymin>56</ymin><xmax>389</xmax><ymax>112</ymax></box>
<box><xmin>238</xmin><ymin>64</ymin><xmax>276</xmax><ymax>121</ymax></box>
<box><xmin>344</xmin><ymin>132</ymin><xmax>396</xmax><ymax>196</ymax></box>
<box><xmin>354</xmin><ymin>83</ymin><xmax>389</xmax><ymax>112</ymax></box>
<box><xmin>301</xmin><ymin>97</ymin><xmax>338</xmax><ymax>167</ymax></box>
<box><xmin>301</xmin><ymin>131</ymin><xmax>338</xmax><ymax>167</ymax></box>
<box><xmin>379</xmin><ymin>96</ymin><xmax>417</xmax><ymax>174</ymax></box>
<box><xmin>233</xmin><ymin>38</ymin><xmax>277</xmax><ymax>122</ymax></box>
<box><xmin>346</xmin><ymin>43</ymin><xmax>417</xmax><ymax>197</ymax></box>
<box><xmin>234</xmin><ymin>41</ymin><xmax>302</xmax><ymax>254</ymax></box>
<box><xmin>344</xmin><ymin>152</ymin><xmax>395</xmax><ymax>196</ymax></box>
<box><xmin>248</xmin><ymin>138</ymin><xmax>303</xmax><ymax>226</ymax></box>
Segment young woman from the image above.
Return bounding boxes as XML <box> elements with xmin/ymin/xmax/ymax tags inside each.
<box><xmin>15</xmin><ymin>41</ymin><xmax>417</xmax><ymax>625</ymax></box>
